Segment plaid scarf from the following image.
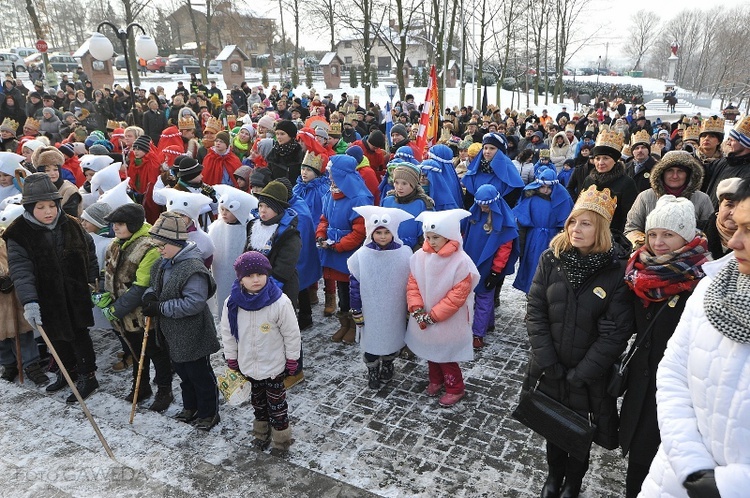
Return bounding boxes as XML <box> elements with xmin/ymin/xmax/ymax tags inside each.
<box><xmin>704</xmin><ymin>258</ymin><xmax>750</xmax><ymax>344</ymax></box>
<box><xmin>625</xmin><ymin>234</ymin><xmax>709</xmax><ymax>305</ymax></box>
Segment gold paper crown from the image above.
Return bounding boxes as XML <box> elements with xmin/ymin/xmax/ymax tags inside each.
<box><xmin>585</xmin><ymin>123</ymin><xmax>596</xmax><ymax>133</ymax></box>
<box><xmin>701</xmin><ymin>116</ymin><xmax>725</xmax><ymax>136</ymax></box>
<box><xmin>630</xmin><ymin>129</ymin><xmax>651</xmax><ymax>148</ymax></box>
<box><xmin>106</xmin><ymin>119</ymin><xmax>118</xmax><ymax>130</ymax></box>
<box><xmin>76</xmin><ymin>109</ymin><xmax>90</xmax><ymax>122</ymax></box>
<box><xmin>226</xmin><ymin>114</ymin><xmax>236</xmax><ymax>123</ymax></box>
<box><xmin>677</xmin><ymin>123</ymin><xmax>687</xmax><ymax>130</ymax></box>
<box><xmin>733</xmin><ymin>115</ymin><xmax>750</xmax><ymax>139</ymax></box>
<box><xmin>178</xmin><ymin>116</ymin><xmax>196</xmax><ymax>130</ymax></box>
<box><xmin>0</xmin><ymin>118</ymin><xmax>19</xmax><ymax>133</ymax></box>
<box><xmin>574</xmin><ymin>185</ymin><xmax>617</xmax><ymax>222</ymax></box>
<box><xmin>204</xmin><ymin>116</ymin><xmax>223</xmax><ymax>134</ymax></box>
<box><xmin>621</xmin><ymin>144</ymin><xmax>632</xmax><ymax>157</ymax></box>
<box><xmin>344</xmin><ymin>113</ymin><xmax>357</xmax><ymax>125</ymax></box>
<box><xmin>329</xmin><ymin>122</ymin><xmax>342</xmax><ymax>137</ymax></box>
<box><xmin>565</xmin><ymin>123</ymin><xmax>575</xmax><ymax>132</ymax></box>
<box><xmin>24</xmin><ymin>117</ymin><xmax>41</xmax><ymax>131</ymax></box>
<box><xmin>683</xmin><ymin>125</ymin><xmax>701</xmax><ymax>143</ymax></box>
<box><xmin>301</xmin><ymin>151</ymin><xmax>324</xmax><ymax>172</ymax></box>
<box><xmin>595</xmin><ymin>129</ymin><xmax>624</xmax><ymax>151</ymax></box>
<box><xmin>539</xmin><ymin>149</ymin><xmax>550</xmax><ymax>158</ymax></box>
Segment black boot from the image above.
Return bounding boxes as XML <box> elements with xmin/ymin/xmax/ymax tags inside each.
<box><xmin>559</xmin><ymin>477</ymin><xmax>583</xmax><ymax>498</ymax></box>
<box><xmin>66</xmin><ymin>373</ymin><xmax>99</xmax><ymax>403</ymax></box>
<box><xmin>1</xmin><ymin>364</ymin><xmax>18</xmax><ymax>382</ymax></box>
<box><xmin>125</xmin><ymin>381</ymin><xmax>153</xmax><ymax>403</ymax></box>
<box><xmin>365</xmin><ymin>360</ymin><xmax>380</xmax><ymax>389</ymax></box>
<box><xmin>148</xmin><ymin>385</ymin><xmax>174</xmax><ymax>412</ymax></box>
<box><xmin>46</xmin><ymin>371</ymin><xmax>76</xmax><ymax>392</ymax></box>
<box><xmin>541</xmin><ymin>468</ymin><xmax>565</xmax><ymax>498</ymax></box>
<box><xmin>24</xmin><ymin>363</ymin><xmax>50</xmax><ymax>386</ymax></box>
<box><xmin>379</xmin><ymin>354</ymin><xmax>396</xmax><ymax>384</ymax></box>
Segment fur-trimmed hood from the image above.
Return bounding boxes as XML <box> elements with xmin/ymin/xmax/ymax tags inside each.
<box><xmin>649</xmin><ymin>150</ymin><xmax>704</xmax><ymax>198</ymax></box>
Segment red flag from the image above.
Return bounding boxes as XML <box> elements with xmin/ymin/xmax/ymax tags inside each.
<box><xmin>415</xmin><ymin>65</ymin><xmax>440</xmax><ymax>160</ymax></box>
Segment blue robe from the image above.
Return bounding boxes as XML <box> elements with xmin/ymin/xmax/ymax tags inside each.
<box><xmin>293</xmin><ymin>174</ymin><xmax>330</xmax><ymax>225</ymax></box>
<box><xmin>289</xmin><ymin>194</ymin><xmax>322</xmax><ymax>290</ymax></box>
<box><xmin>320</xmin><ymin>193</ymin><xmax>372</xmax><ymax>274</ymax></box>
<box><xmin>462</xmin><ymin>151</ymin><xmax>525</xmax><ymax>197</ymax></box>
<box><xmin>462</xmin><ymin>199</ymin><xmax>519</xmax><ymax>289</ymax></box>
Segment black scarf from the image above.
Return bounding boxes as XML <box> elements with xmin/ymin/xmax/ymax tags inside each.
<box><xmin>588</xmin><ymin>161</ymin><xmax>625</xmax><ymax>186</ymax></box>
<box><xmin>272</xmin><ymin>140</ymin><xmax>301</xmax><ymax>157</ymax></box>
<box><xmin>559</xmin><ymin>245</ymin><xmax>614</xmax><ymax>290</ymax></box>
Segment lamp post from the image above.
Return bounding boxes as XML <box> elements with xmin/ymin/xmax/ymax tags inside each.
<box><xmin>596</xmin><ymin>56</ymin><xmax>601</xmax><ymax>85</ymax></box>
<box><xmin>88</xmin><ymin>22</ymin><xmax>158</xmax><ymax>114</ymax></box>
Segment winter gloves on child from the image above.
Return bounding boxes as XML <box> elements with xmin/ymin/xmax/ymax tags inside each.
<box><xmin>91</xmin><ymin>291</ymin><xmax>113</xmax><ymax>308</ymax></box>
<box><xmin>226</xmin><ymin>358</ymin><xmax>239</xmax><ymax>371</ymax></box>
<box><xmin>101</xmin><ymin>306</ymin><xmax>118</xmax><ymax>322</ymax></box>
<box><xmin>410</xmin><ymin>307</ymin><xmax>436</xmax><ymax>330</ymax></box>
<box><xmin>285</xmin><ymin>359</ymin><xmax>299</xmax><ymax>376</ymax></box>
<box><xmin>141</xmin><ymin>293</ymin><xmax>161</xmax><ymax>317</ymax></box>
<box><xmin>23</xmin><ymin>302</ymin><xmax>41</xmax><ymax>331</ymax></box>
<box><xmin>484</xmin><ymin>271</ymin><xmax>502</xmax><ymax>290</ymax></box>
<box><xmin>351</xmin><ymin>310</ymin><xmax>364</xmax><ymax>326</ymax></box>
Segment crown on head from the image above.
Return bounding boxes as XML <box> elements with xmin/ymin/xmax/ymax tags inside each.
<box><xmin>734</xmin><ymin>115</ymin><xmax>750</xmax><ymax>139</ymax></box>
<box><xmin>178</xmin><ymin>116</ymin><xmax>196</xmax><ymax>130</ymax></box>
<box><xmin>701</xmin><ymin>115</ymin><xmax>725</xmax><ymax>136</ymax></box>
<box><xmin>565</xmin><ymin>123</ymin><xmax>575</xmax><ymax>132</ymax></box>
<box><xmin>344</xmin><ymin>113</ymin><xmax>357</xmax><ymax>125</ymax></box>
<box><xmin>683</xmin><ymin>125</ymin><xmax>701</xmax><ymax>143</ymax></box>
<box><xmin>301</xmin><ymin>151</ymin><xmax>324</xmax><ymax>172</ymax></box>
<box><xmin>24</xmin><ymin>117</ymin><xmax>41</xmax><ymax>131</ymax></box>
<box><xmin>574</xmin><ymin>185</ymin><xmax>617</xmax><ymax>222</ymax></box>
<box><xmin>204</xmin><ymin>116</ymin><xmax>223</xmax><ymax>134</ymax></box>
<box><xmin>630</xmin><ymin>129</ymin><xmax>651</xmax><ymax>147</ymax></box>
<box><xmin>329</xmin><ymin>122</ymin><xmax>342</xmax><ymax>137</ymax></box>
<box><xmin>0</xmin><ymin>118</ymin><xmax>19</xmax><ymax>133</ymax></box>
<box><xmin>106</xmin><ymin>119</ymin><xmax>119</xmax><ymax>130</ymax></box>
<box><xmin>595</xmin><ymin>129</ymin><xmax>624</xmax><ymax>151</ymax></box>
<box><xmin>539</xmin><ymin>148</ymin><xmax>550</xmax><ymax>158</ymax></box>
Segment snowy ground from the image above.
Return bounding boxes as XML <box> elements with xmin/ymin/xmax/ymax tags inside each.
<box><xmin>0</xmin><ymin>280</ymin><xmax>626</xmax><ymax>497</ymax></box>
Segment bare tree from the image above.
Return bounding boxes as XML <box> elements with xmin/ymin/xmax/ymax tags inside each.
<box><xmin>624</xmin><ymin>10</ymin><xmax>661</xmax><ymax>72</ymax></box>
<box><xmin>336</xmin><ymin>0</ymin><xmax>376</xmax><ymax>103</ymax></box>
<box><xmin>306</xmin><ymin>0</ymin><xmax>336</xmax><ymax>52</ymax></box>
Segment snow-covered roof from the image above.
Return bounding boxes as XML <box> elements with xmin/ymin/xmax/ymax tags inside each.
<box><xmin>72</xmin><ymin>40</ymin><xmax>90</xmax><ymax>58</ymax></box>
<box><xmin>216</xmin><ymin>45</ymin><xmax>249</xmax><ymax>61</ymax></box>
<box><xmin>319</xmin><ymin>52</ymin><xmax>342</xmax><ymax>66</ymax></box>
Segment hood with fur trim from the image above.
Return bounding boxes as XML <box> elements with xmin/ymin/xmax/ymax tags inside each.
<box><xmin>649</xmin><ymin>150</ymin><xmax>704</xmax><ymax>198</ymax></box>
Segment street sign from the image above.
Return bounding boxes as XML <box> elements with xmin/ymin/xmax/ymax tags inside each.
<box><xmin>36</xmin><ymin>40</ymin><xmax>48</xmax><ymax>53</ymax></box>
<box><xmin>385</xmin><ymin>84</ymin><xmax>397</xmax><ymax>101</ymax></box>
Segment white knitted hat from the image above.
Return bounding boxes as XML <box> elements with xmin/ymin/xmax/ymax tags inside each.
<box><xmin>645</xmin><ymin>195</ymin><xmax>696</xmax><ymax>242</ymax></box>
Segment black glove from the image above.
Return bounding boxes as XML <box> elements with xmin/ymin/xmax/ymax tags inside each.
<box><xmin>141</xmin><ymin>294</ymin><xmax>161</xmax><ymax>317</ymax></box>
<box><xmin>684</xmin><ymin>470</ymin><xmax>721</xmax><ymax>498</ymax></box>
<box><xmin>544</xmin><ymin>363</ymin><xmax>566</xmax><ymax>380</ymax></box>
<box><xmin>566</xmin><ymin>368</ymin><xmax>586</xmax><ymax>388</ymax></box>
<box><xmin>484</xmin><ymin>271</ymin><xmax>502</xmax><ymax>290</ymax></box>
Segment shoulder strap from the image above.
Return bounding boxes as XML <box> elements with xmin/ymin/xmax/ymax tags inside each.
<box><xmin>620</xmin><ymin>294</ymin><xmax>680</xmax><ymax>372</ymax></box>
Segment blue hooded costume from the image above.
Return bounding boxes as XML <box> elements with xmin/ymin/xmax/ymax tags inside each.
<box><xmin>462</xmin><ymin>133</ymin><xmax>525</xmax><ymax>198</ymax></box>
<box><xmin>378</xmin><ymin>146</ymin><xmax>420</xmax><ymax>201</ymax></box>
<box><xmin>511</xmin><ymin>167</ymin><xmax>573</xmax><ymax>294</ymax></box>
<box><xmin>380</xmin><ymin>163</ymin><xmax>432</xmax><ymax>250</ymax></box>
<box><xmin>293</xmin><ymin>172</ymin><xmax>330</xmax><ymax>224</ymax></box>
<box><xmin>420</xmin><ymin>159</ymin><xmax>461</xmax><ymax>212</ymax></box>
<box><xmin>288</xmin><ymin>193</ymin><xmax>322</xmax><ymax>290</ymax></box>
<box><xmin>427</xmin><ymin>144</ymin><xmax>464</xmax><ymax>208</ymax></box>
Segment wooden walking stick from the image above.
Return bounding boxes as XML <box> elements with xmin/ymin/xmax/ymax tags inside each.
<box><xmin>129</xmin><ymin>316</ymin><xmax>151</xmax><ymax>424</ymax></box>
<box><xmin>36</xmin><ymin>324</ymin><xmax>115</xmax><ymax>460</ymax></box>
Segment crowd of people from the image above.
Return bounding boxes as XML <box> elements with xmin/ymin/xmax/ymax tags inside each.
<box><xmin>0</xmin><ymin>72</ymin><xmax>749</xmax><ymax>496</ymax></box>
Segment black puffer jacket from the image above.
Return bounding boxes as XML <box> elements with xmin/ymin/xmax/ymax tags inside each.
<box><xmin>581</xmin><ymin>162</ymin><xmax>638</xmax><ymax>233</ymax></box>
<box><xmin>522</xmin><ymin>234</ymin><xmax>634</xmax><ymax>450</ymax></box>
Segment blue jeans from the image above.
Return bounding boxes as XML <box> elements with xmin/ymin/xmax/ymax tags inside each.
<box><xmin>0</xmin><ymin>331</ymin><xmax>40</xmax><ymax>368</ymax></box>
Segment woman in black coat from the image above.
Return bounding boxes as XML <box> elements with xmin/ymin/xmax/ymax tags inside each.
<box><xmin>523</xmin><ymin>184</ymin><xmax>633</xmax><ymax>498</ymax></box>
<box><xmin>266</xmin><ymin>120</ymin><xmax>305</xmax><ymax>183</ymax></box>
<box><xmin>619</xmin><ymin>195</ymin><xmax>709</xmax><ymax>498</ymax></box>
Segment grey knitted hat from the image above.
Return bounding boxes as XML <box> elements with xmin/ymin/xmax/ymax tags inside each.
<box><xmin>81</xmin><ymin>202</ymin><xmax>112</xmax><ymax>229</ymax></box>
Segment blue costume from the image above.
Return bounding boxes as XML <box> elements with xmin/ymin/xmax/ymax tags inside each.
<box><xmin>511</xmin><ymin>168</ymin><xmax>573</xmax><ymax>294</ymax></box>
<box><xmin>381</xmin><ymin>196</ymin><xmax>430</xmax><ymax>250</ymax></box>
<box><xmin>420</xmin><ymin>159</ymin><xmax>461</xmax><ymax>211</ymax></box>
<box><xmin>462</xmin><ymin>135</ymin><xmax>525</xmax><ymax>198</ymax></box>
<box><xmin>427</xmin><ymin>144</ymin><xmax>464</xmax><ymax>208</ymax></box>
<box><xmin>293</xmin><ymin>173</ymin><xmax>330</xmax><ymax>224</ymax></box>
<box><xmin>289</xmin><ymin>193</ymin><xmax>322</xmax><ymax>290</ymax></box>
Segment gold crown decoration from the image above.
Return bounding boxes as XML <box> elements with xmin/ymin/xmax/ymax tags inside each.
<box><xmin>565</xmin><ymin>123</ymin><xmax>575</xmax><ymax>133</ymax></box>
<box><xmin>178</xmin><ymin>116</ymin><xmax>196</xmax><ymax>130</ymax></box>
<box><xmin>204</xmin><ymin>116</ymin><xmax>223</xmax><ymax>134</ymax></box>
<box><xmin>329</xmin><ymin>122</ymin><xmax>342</xmax><ymax>137</ymax></box>
<box><xmin>344</xmin><ymin>113</ymin><xmax>357</xmax><ymax>125</ymax></box>
<box><xmin>76</xmin><ymin>108</ymin><xmax>90</xmax><ymax>122</ymax></box>
<box><xmin>23</xmin><ymin>117</ymin><xmax>41</xmax><ymax>131</ymax></box>
<box><xmin>106</xmin><ymin>119</ymin><xmax>119</xmax><ymax>130</ymax></box>
<box><xmin>301</xmin><ymin>151</ymin><xmax>324</xmax><ymax>172</ymax></box>
<box><xmin>630</xmin><ymin>129</ymin><xmax>651</xmax><ymax>148</ymax></box>
<box><xmin>585</xmin><ymin>123</ymin><xmax>596</xmax><ymax>133</ymax></box>
<box><xmin>700</xmin><ymin>115</ymin><xmax>725</xmax><ymax>136</ymax></box>
<box><xmin>683</xmin><ymin>125</ymin><xmax>701</xmax><ymax>143</ymax></box>
<box><xmin>595</xmin><ymin>128</ymin><xmax>625</xmax><ymax>151</ymax></box>
<box><xmin>574</xmin><ymin>185</ymin><xmax>618</xmax><ymax>222</ymax></box>
<box><xmin>733</xmin><ymin>115</ymin><xmax>750</xmax><ymax>140</ymax></box>
<box><xmin>677</xmin><ymin>123</ymin><xmax>687</xmax><ymax>130</ymax></box>
<box><xmin>0</xmin><ymin>117</ymin><xmax>19</xmax><ymax>133</ymax></box>
<box><xmin>621</xmin><ymin>144</ymin><xmax>632</xmax><ymax>157</ymax></box>
<box><xmin>539</xmin><ymin>148</ymin><xmax>550</xmax><ymax>158</ymax></box>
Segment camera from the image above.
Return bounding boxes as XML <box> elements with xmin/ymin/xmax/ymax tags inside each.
<box><xmin>682</xmin><ymin>142</ymin><xmax>697</xmax><ymax>156</ymax></box>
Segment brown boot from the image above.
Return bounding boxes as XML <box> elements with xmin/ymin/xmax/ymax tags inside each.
<box><xmin>342</xmin><ymin>314</ymin><xmax>357</xmax><ymax>344</ymax></box>
<box><xmin>308</xmin><ymin>287</ymin><xmax>319</xmax><ymax>305</ymax></box>
<box><xmin>270</xmin><ymin>427</ymin><xmax>293</xmax><ymax>455</ymax></box>
<box><xmin>332</xmin><ymin>312</ymin><xmax>349</xmax><ymax>342</ymax></box>
<box><xmin>323</xmin><ymin>292</ymin><xmax>336</xmax><ymax>317</ymax></box>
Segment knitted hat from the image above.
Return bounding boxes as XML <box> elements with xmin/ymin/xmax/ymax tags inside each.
<box><xmin>215</xmin><ymin>130</ymin><xmax>230</xmax><ymax>146</ymax></box>
<box><xmin>21</xmin><ymin>173</ymin><xmax>62</xmax><ymax>205</ymax></box>
<box><xmin>729</xmin><ymin>115</ymin><xmax>750</xmax><ymax>149</ymax></box>
<box><xmin>233</xmin><ymin>165</ymin><xmax>252</xmax><ymax>183</ymax></box>
<box><xmin>149</xmin><ymin>212</ymin><xmax>189</xmax><ymax>246</ymax></box>
<box><xmin>234</xmin><ymin>251</ymin><xmax>272</xmax><ymax>278</ymax></box>
<box><xmin>367</xmin><ymin>130</ymin><xmax>386</xmax><ymax>150</ymax></box>
<box><xmin>416</xmin><ymin>209</ymin><xmax>472</xmax><ymax>244</ymax></box>
<box><xmin>240</xmin><ymin>123</ymin><xmax>256</xmax><ymax>139</ymax></box>
<box><xmin>390</xmin><ymin>123</ymin><xmax>408</xmax><ymax>139</ymax></box>
<box><xmin>162</xmin><ymin>189</ymin><xmax>211</xmax><ymax>221</ymax></box>
<box><xmin>717</xmin><ymin>177</ymin><xmax>743</xmax><ymax>201</ymax></box>
<box><xmin>346</xmin><ymin>145</ymin><xmax>364</xmax><ymax>165</ymax></box>
<box><xmin>58</xmin><ymin>143</ymin><xmax>75</xmax><ymax>158</ymax></box>
<box><xmin>215</xmin><ymin>184</ymin><xmax>259</xmax><ymax>225</ymax></box>
<box><xmin>176</xmin><ymin>157</ymin><xmax>203</xmax><ymax>181</ymax></box>
<box><xmin>22</xmin><ymin>140</ymin><xmax>44</xmax><ymax>153</ymax></box>
<box><xmin>132</xmin><ymin>135</ymin><xmax>151</xmax><ymax>153</ymax></box>
<box><xmin>482</xmin><ymin>132</ymin><xmax>507</xmax><ymax>154</ymax></box>
<box><xmin>105</xmin><ymin>203</ymin><xmax>145</xmax><ymax>234</ymax></box>
<box><xmin>275</xmin><ymin>176</ymin><xmax>294</xmax><ymax>201</ymax></box>
<box><xmin>256</xmin><ymin>180</ymin><xmax>290</xmax><ymax>214</ymax></box>
<box><xmin>645</xmin><ymin>194</ymin><xmax>696</xmax><ymax>242</ymax></box>
<box><xmin>314</xmin><ymin>126</ymin><xmax>329</xmax><ymax>140</ymax></box>
<box><xmin>467</xmin><ymin>142</ymin><xmax>482</xmax><ymax>159</ymax></box>
<box><xmin>257</xmin><ymin>114</ymin><xmax>276</xmax><ymax>131</ymax></box>
<box><xmin>353</xmin><ymin>205</ymin><xmax>414</xmax><ymax>245</ymax></box>
<box><xmin>256</xmin><ymin>138</ymin><xmax>274</xmax><ymax>159</ymax></box>
<box><xmin>275</xmin><ymin>119</ymin><xmax>298</xmax><ymax>138</ymax></box>
<box><xmin>250</xmin><ymin>167</ymin><xmax>272</xmax><ymax>188</ymax></box>
<box><xmin>87</xmin><ymin>144</ymin><xmax>108</xmax><ymax>155</ymax></box>
<box><xmin>392</xmin><ymin>164</ymin><xmax>420</xmax><ymax>188</ymax></box>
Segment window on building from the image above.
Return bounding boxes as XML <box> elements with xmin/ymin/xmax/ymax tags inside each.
<box><xmin>344</xmin><ymin>41</ymin><xmax>352</xmax><ymax>48</ymax></box>
<box><xmin>345</xmin><ymin>56</ymin><xmax>352</xmax><ymax>64</ymax></box>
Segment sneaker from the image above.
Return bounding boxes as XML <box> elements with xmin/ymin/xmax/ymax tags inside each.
<box><xmin>473</xmin><ymin>336</ymin><xmax>485</xmax><ymax>349</ymax></box>
<box><xmin>112</xmin><ymin>356</ymin><xmax>134</xmax><ymax>372</ymax></box>
<box><xmin>426</xmin><ymin>383</ymin><xmax>443</xmax><ymax>396</ymax></box>
<box><xmin>1</xmin><ymin>364</ymin><xmax>18</xmax><ymax>382</ymax></box>
<box><xmin>438</xmin><ymin>391</ymin><xmax>465</xmax><ymax>407</ymax></box>
<box><xmin>24</xmin><ymin>363</ymin><xmax>50</xmax><ymax>386</ymax></box>
<box><xmin>284</xmin><ymin>371</ymin><xmax>304</xmax><ymax>389</ymax></box>
<box><xmin>66</xmin><ymin>374</ymin><xmax>99</xmax><ymax>404</ymax></box>
<box><xmin>174</xmin><ymin>409</ymin><xmax>198</xmax><ymax>423</ymax></box>
<box><xmin>193</xmin><ymin>413</ymin><xmax>220</xmax><ymax>431</ymax></box>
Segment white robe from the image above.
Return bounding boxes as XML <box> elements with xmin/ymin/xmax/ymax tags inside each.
<box><xmin>208</xmin><ymin>220</ymin><xmax>247</xmax><ymax>320</ymax></box>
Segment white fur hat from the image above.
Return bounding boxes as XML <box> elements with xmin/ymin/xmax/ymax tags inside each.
<box><xmin>415</xmin><ymin>209</ymin><xmax>472</xmax><ymax>245</ymax></box>
<box><xmin>0</xmin><ymin>152</ymin><xmax>25</xmax><ymax>176</ymax></box>
<box><xmin>79</xmin><ymin>154</ymin><xmax>114</xmax><ymax>173</ymax></box>
<box><xmin>97</xmin><ymin>179</ymin><xmax>134</xmax><ymax>210</ymax></box>
<box><xmin>353</xmin><ymin>205</ymin><xmax>414</xmax><ymax>246</ymax></box>
<box><xmin>716</xmin><ymin>177</ymin><xmax>743</xmax><ymax>200</ymax></box>
<box><xmin>0</xmin><ymin>204</ymin><xmax>24</xmax><ymax>229</ymax></box>
<box><xmin>90</xmin><ymin>162</ymin><xmax>122</xmax><ymax>194</ymax></box>
<box><xmin>645</xmin><ymin>194</ymin><xmax>696</xmax><ymax>242</ymax></box>
<box><xmin>214</xmin><ymin>184</ymin><xmax>259</xmax><ymax>225</ymax></box>
<box><xmin>161</xmin><ymin>189</ymin><xmax>212</xmax><ymax>221</ymax></box>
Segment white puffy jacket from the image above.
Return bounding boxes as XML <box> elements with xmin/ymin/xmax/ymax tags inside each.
<box><xmin>639</xmin><ymin>253</ymin><xmax>750</xmax><ymax>497</ymax></box>
<box><xmin>220</xmin><ymin>293</ymin><xmax>301</xmax><ymax>380</ymax></box>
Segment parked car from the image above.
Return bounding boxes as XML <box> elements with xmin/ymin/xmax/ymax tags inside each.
<box><xmin>31</xmin><ymin>53</ymin><xmax>79</xmax><ymax>72</ymax></box>
<box><xmin>11</xmin><ymin>47</ymin><xmax>37</xmax><ymax>58</ymax></box>
<box><xmin>208</xmin><ymin>59</ymin><xmax>222</xmax><ymax>74</ymax></box>
<box><xmin>147</xmin><ymin>57</ymin><xmax>169</xmax><ymax>72</ymax></box>
<box><xmin>0</xmin><ymin>53</ymin><xmax>26</xmax><ymax>72</ymax></box>
<box><xmin>114</xmin><ymin>55</ymin><xmax>126</xmax><ymax>70</ymax></box>
<box><xmin>167</xmin><ymin>53</ymin><xmax>193</xmax><ymax>61</ymax></box>
<box><xmin>165</xmin><ymin>57</ymin><xmax>200</xmax><ymax>74</ymax></box>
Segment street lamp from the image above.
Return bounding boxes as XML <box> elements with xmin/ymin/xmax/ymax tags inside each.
<box><xmin>596</xmin><ymin>56</ymin><xmax>601</xmax><ymax>84</ymax></box>
<box><xmin>88</xmin><ymin>22</ymin><xmax>158</xmax><ymax>114</ymax></box>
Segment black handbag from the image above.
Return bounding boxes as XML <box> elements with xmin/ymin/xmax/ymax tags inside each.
<box><xmin>606</xmin><ymin>295</ymin><xmax>678</xmax><ymax>397</ymax></box>
<box><xmin>512</xmin><ymin>375</ymin><xmax>596</xmax><ymax>461</ymax></box>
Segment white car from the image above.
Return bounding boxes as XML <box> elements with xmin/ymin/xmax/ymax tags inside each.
<box><xmin>0</xmin><ymin>53</ymin><xmax>26</xmax><ymax>72</ymax></box>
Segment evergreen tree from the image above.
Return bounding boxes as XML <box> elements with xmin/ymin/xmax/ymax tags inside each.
<box><xmin>349</xmin><ymin>67</ymin><xmax>358</xmax><ymax>88</ymax></box>
<box><xmin>371</xmin><ymin>68</ymin><xmax>379</xmax><ymax>88</ymax></box>
<box><xmin>262</xmin><ymin>67</ymin><xmax>269</xmax><ymax>88</ymax></box>
<box><xmin>305</xmin><ymin>66</ymin><xmax>313</xmax><ymax>88</ymax></box>
<box><xmin>291</xmin><ymin>67</ymin><xmax>299</xmax><ymax>88</ymax></box>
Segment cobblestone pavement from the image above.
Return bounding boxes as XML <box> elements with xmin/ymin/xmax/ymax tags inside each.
<box><xmin>0</xmin><ymin>281</ymin><xmax>626</xmax><ymax>497</ymax></box>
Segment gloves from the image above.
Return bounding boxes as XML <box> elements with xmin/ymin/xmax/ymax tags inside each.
<box><xmin>597</xmin><ymin>317</ymin><xmax>616</xmax><ymax>335</ymax></box>
<box><xmin>409</xmin><ymin>307</ymin><xmax>425</xmax><ymax>320</ymax></box>
<box><xmin>227</xmin><ymin>358</ymin><xmax>239</xmax><ymax>371</ymax></box>
<box><xmin>684</xmin><ymin>470</ymin><xmax>721</xmax><ymax>498</ymax></box>
<box><xmin>285</xmin><ymin>359</ymin><xmax>299</xmax><ymax>376</ymax></box>
<box><xmin>91</xmin><ymin>291</ymin><xmax>113</xmax><ymax>308</ymax></box>
<box><xmin>484</xmin><ymin>271</ymin><xmax>502</xmax><ymax>290</ymax></box>
<box><xmin>23</xmin><ymin>302</ymin><xmax>42</xmax><ymax>331</ymax></box>
<box><xmin>544</xmin><ymin>363</ymin><xmax>566</xmax><ymax>380</ymax></box>
<box><xmin>101</xmin><ymin>305</ymin><xmax>118</xmax><ymax>322</ymax></box>
<box><xmin>141</xmin><ymin>300</ymin><xmax>161</xmax><ymax>317</ymax></box>
<box><xmin>351</xmin><ymin>310</ymin><xmax>364</xmax><ymax>326</ymax></box>
<box><xmin>566</xmin><ymin>368</ymin><xmax>586</xmax><ymax>388</ymax></box>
